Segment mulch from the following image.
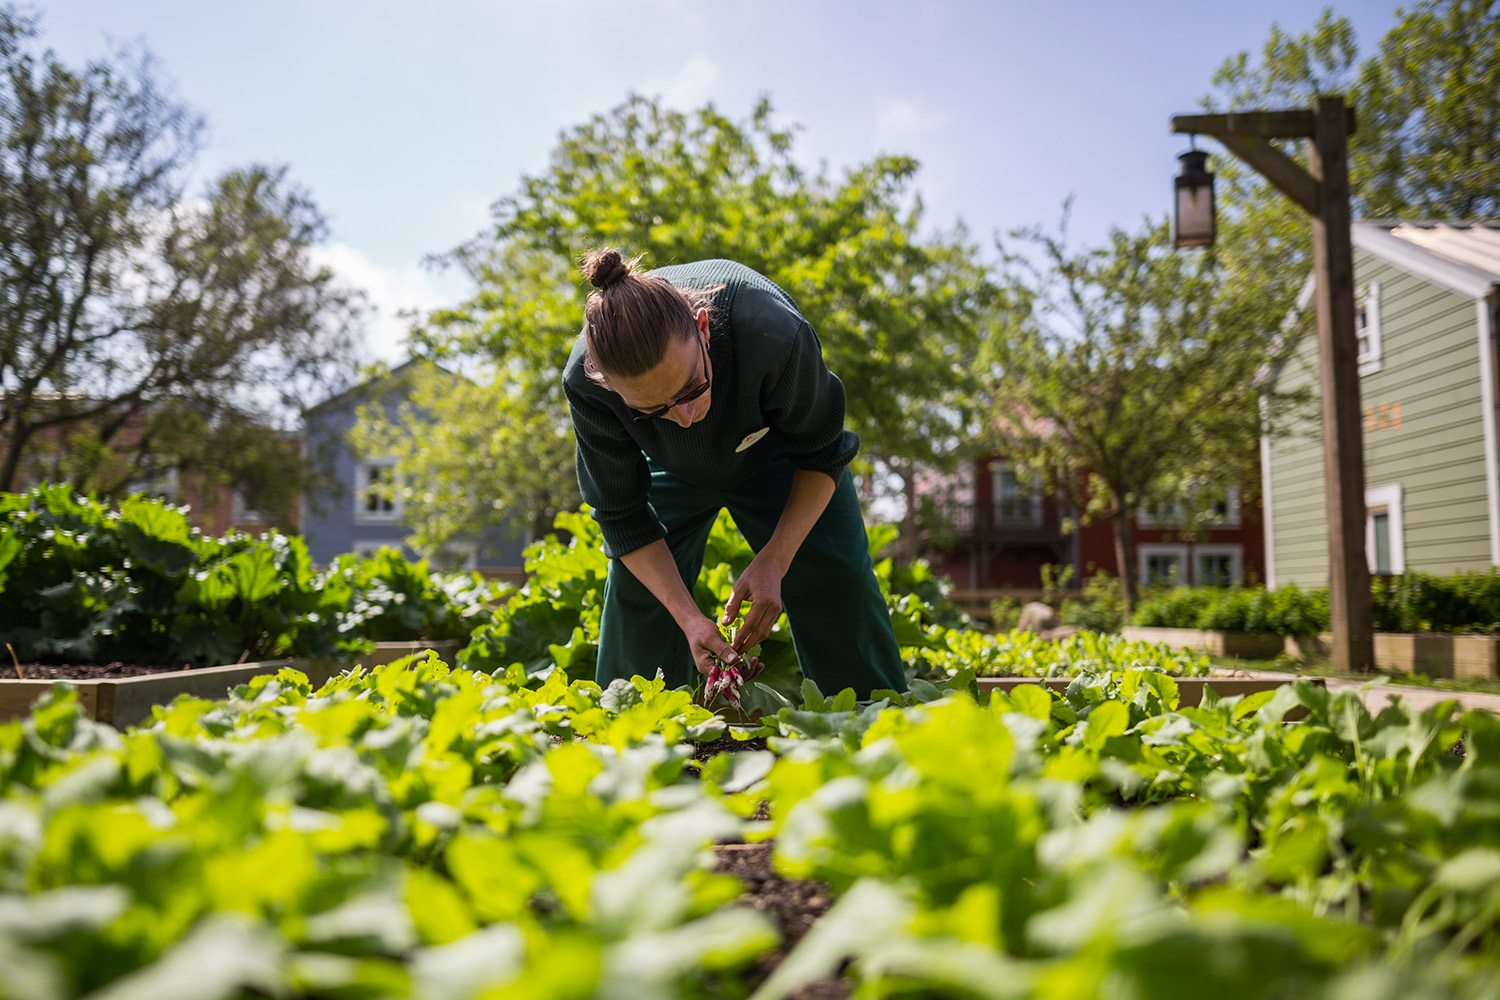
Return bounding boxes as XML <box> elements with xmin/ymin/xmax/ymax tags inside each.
<box><xmin>690</xmin><ymin>733</ymin><xmax>770</xmax><ymax>761</ymax></box>
<box><xmin>6</xmin><ymin>662</ymin><xmax>191</xmax><ymax>681</ymax></box>
<box><xmin>696</xmin><ymin>733</ymin><xmax>847</xmax><ymax>995</ymax></box>
<box><xmin>714</xmin><ymin>841</ymin><xmax>848</xmax><ymax>1000</ymax></box>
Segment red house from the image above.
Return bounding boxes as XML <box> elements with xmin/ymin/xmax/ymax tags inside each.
<box><xmin>920</xmin><ymin>455</ymin><xmax>1265</xmax><ymax>590</ymax></box>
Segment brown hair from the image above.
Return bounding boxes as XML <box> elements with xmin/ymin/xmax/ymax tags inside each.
<box><xmin>579</xmin><ymin>247</ymin><xmax>701</xmax><ymax>384</ymax></box>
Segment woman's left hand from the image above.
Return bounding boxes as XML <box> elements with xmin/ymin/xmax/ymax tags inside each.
<box><xmin>722</xmin><ymin>553</ymin><xmax>786</xmax><ymax>653</ymax></box>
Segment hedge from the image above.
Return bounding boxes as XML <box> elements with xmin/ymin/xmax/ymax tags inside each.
<box><xmin>1130</xmin><ymin>569</ymin><xmax>1500</xmax><ymax>636</ymax></box>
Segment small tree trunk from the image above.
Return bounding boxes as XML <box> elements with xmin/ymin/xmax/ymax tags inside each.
<box><xmin>1112</xmin><ymin>510</ymin><xmax>1138</xmax><ymax>612</ymax></box>
<box><xmin>0</xmin><ymin>422</ymin><xmax>33</xmax><ymax>493</ymax></box>
<box><xmin>901</xmin><ymin>463</ymin><xmax>920</xmax><ymax>565</ymax></box>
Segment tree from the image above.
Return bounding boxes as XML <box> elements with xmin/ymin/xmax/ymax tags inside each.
<box><xmin>365</xmin><ymin>95</ymin><xmax>999</xmax><ymax>559</ymax></box>
<box><xmin>1355</xmin><ymin>0</ymin><xmax>1500</xmax><ymax>218</ymax></box>
<box><xmin>1201</xmin><ymin>1</ymin><xmax>1500</xmax><ymax>329</ymax></box>
<box><xmin>987</xmin><ymin>216</ymin><xmax>1304</xmax><ymax>609</ymax></box>
<box><xmin>0</xmin><ymin>8</ymin><xmax>361</xmax><ymax>506</ymax></box>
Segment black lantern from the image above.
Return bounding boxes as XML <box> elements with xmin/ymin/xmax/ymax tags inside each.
<box><xmin>1173</xmin><ymin>148</ymin><xmax>1215</xmax><ymax>248</ymax></box>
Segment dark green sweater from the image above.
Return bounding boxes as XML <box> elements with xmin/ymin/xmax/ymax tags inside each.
<box><xmin>563</xmin><ymin>260</ymin><xmax>859</xmax><ymax>557</ymax></box>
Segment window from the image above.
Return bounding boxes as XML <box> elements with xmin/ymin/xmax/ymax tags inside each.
<box><xmin>1138</xmin><ymin>544</ymin><xmax>1188</xmax><ymax>587</ymax></box>
<box><xmin>1365</xmin><ymin>483</ymin><xmax>1405</xmax><ymax>574</ymax></box>
<box><xmin>1138</xmin><ymin>499</ymin><xmax>1185</xmax><ymax>528</ymax></box>
<box><xmin>1194</xmin><ymin>545</ymin><xmax>1243</xmax><ymax>587</ymax></box>
<box><xmin>127</xmin><ymin>462</ymin><xmax>179</xmax><ymax>502</ymax></box>
<box><xmin>991</xmin><ymin>461</ymin><xmax>1041</xmax><ymax>527</ymax></box>
<box><xmin>1140</xmin><ymin>487</ymin><xmax>1239</xmax><ymax>528</ymax></box>
<box><xmin>355</xmin><ymin>459</ymin><xmax>400</xmax><ymax>522</ymax></box>
<box><xmin>233</xmin><ymin>487</ymin><xmax>268</xmax><ymax>524</ymax></box>
<box><xmin>1356</xmin><ymin>283</ymin><xmax>1382</xmax><ymax>374</ymax></box>
<box><xmin>1207</xmin><ymin>487</ymin><xmax>1242</xmax><ymax>528</ymax></box>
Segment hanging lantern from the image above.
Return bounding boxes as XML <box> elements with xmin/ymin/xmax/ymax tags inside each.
<box><xmin>1173</xmin><ymin>148</ymin><xmax>1215</xmax><ymax>248</ymax></box>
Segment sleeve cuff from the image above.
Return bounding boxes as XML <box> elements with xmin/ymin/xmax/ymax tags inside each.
<box><xmin>591</xmin><ymin>504</ymin><xmax>669</xmax><ymax>559</ymax></box>
<box><xmin>787</xmin><ymin>429</ymin><xmax>859</xmax><ymax>480</ymax></box>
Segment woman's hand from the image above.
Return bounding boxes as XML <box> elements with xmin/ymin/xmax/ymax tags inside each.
<box><xmin>681</xmin><ymin>614</ymin><xmax>742</xmax><ymax>677</ymax></box>
<box><xmin>722</xmin><ymin>551</ymin><xmax>786</xmax><ymax>654</ymax></box>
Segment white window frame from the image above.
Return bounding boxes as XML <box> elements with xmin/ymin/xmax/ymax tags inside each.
<box><xmin>232</xmin><ymin>487</ymin><xmax>268</xmax><ymax>524</ymax></box>
<box><xmin>1137</xmin><ymin>499</ymin><xmax>1185</xmax><ymax>528</ymax></box>
<box><xmin>991</xmin><ymin>460</ymin><xmax>1042</xmax><ymax>528</ymax></box>
<box><xmin>1366</xmin><ymin>483</ymin><xmax>1405</xmax><ymax>575</ymax></box>
<box><xmin>1206</xmin><ymin>486</ymin><xmax>1242</xmax><ymax>528</ymax></box>
<box><xmin>1138</xmin><ymin>543</ymin><xmax>1189</xmax><ymax>587</ymax></box>
<box><xmin>1139</xmin><ymin>487</ymin><xmax>1240</xmax><ymax>529</ymax></box>
<box><xmin>1356</xmin><ymin>282</ymin><xmax>1383</xmax><ymax>375</ymax></box>
<box><xmin>1193</xmin><ymin>544</ymin><xmax>1243</xmax><ymax>587</ymax></box>
<box><xmin>355</xmin><ymin>457</ymin><xmax>401</xmax><ymax>523</ymax></box>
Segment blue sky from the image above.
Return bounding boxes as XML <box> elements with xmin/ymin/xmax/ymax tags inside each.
<box><xmin>41</xmin><ymin>0</ymin><xmax>1400</xmax><ymax>362</ymax></box>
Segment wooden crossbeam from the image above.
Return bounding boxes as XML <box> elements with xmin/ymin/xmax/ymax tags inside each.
<box><xmin>1216</xmin><ymin>134</ymin><xmax>1320</xmax><ymax>215</ymax></box>
<box><xmin>1170</xmin><ymin>108</ymin><xmax>1355</xmax><ymax>138</ymax></box>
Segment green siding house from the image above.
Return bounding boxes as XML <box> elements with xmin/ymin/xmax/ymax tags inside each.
<box><xmin>1263</xmin><ymin>222</ymin><xmax>1500</xmax><ymax>586</ymax></box>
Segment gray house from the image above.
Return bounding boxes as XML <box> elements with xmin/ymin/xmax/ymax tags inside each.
<box><xmin>1263</xmin><ymin>222</ymin><xmax>1500</xmax><ymax>585</ymax></box>
<box><xmin>300</xmin><ymin>360</ymin><xmax>527</xmax><ymax>577</ymax></box>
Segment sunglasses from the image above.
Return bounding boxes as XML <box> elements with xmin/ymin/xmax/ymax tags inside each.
<box><xmin>631</xmin><ymin>338</ymin><xmax>711</xmax><ymax>421</ymax></box>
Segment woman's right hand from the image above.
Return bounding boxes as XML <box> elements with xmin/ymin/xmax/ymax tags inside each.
<box><xmin>680</xmin><ymin>614</ymin><xmax>742</xmax><ymax>678</ymax></box>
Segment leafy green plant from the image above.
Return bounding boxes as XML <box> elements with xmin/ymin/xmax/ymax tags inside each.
<box><xmin>1132</xmin><ymin>587</ymin><xmax>1222</xmax><ymax>629</ymax></box>
<box><xmin>1061</xmin><ymin>571</ymin><xmax>1128</xmax><ymax>633</ymax></box>
<box><xmin>3</xmin><ymin>644</ymin><xmax>1500</xmax><ymax>998</ymax></box>
<box><xmin>323</xmin><ymin>546</ymin><xmax>504</xmax><ymax>649</ymax></box>
<box><xmin>910</xmin><ymin>627</ymin><xmax>1212</xmax><ymax>679</ymax></box>
<box><xmin>989</xmin><ymin>597</ymin><xmax>1022</xmax><ymax>632</ymax></box>
<box><xmin>0</xmin><ymin>485</ymin><xmax>506</xmax><ymax>665</ymax></box>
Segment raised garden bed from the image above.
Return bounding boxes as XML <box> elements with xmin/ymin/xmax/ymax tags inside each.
<box><xmin>1119</xmin><ymin>626</ymin><xmax>1288</xmax><ymax>659</ymax></box>
<box><xmin>1357</xmin><ymin>632</ymin><xmax>1498</xmax><ymax>678</ymax></box>
<box><xmin>976</xmin><ymin>674</ymin><xmax>1322</xmax><ymax>708</ymax></box>
<box><xmin>0</xmin><ymin>640</ymin><xmax>463</xmax><ymax>728</ymax></box>
<box><xmin>1124</xmin><ymin>625</ymin><xmax>1500</xmax><ymax>679</ymax></box>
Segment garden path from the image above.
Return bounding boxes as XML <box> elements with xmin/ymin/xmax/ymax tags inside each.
<box><xmin>1214</xmin><ymin>669</ymin><xmax>1500</xmax><ymax>716</ymax></box>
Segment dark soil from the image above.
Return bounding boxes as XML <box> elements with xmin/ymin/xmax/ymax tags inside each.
<box><xmin>714</xmin><ymin>841</ymin><xmax>848</xmax><ymax>999</ymax></box>
<box><xmin>690</xmin><ymin>734</ymin><xmax>770</xmax><ymax>761</ymax></box>
<box><xmin>6</xmin><ymin>662</ymin><xmax>190</xmax><ymax>681</ymax></box>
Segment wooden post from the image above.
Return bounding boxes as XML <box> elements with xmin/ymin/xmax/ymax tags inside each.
<box><xmin>1307</xmin><ymin>96</ymin><xmax>1375</xmax><ymax>672</ymax></box>
<box><xmin>1170</xmin><ymin>97</ymin><xmax>1374</xmax><ymax>672</ymax></box>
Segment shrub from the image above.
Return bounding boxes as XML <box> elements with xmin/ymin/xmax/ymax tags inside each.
<box><xmin>1061</xmin><ymin>572</ymin><xmax>1128</xmax><ymax>633</ymax></box>
<box><xmin>1125</xmin><ymin>572</ymin><xmax>1500</xmax><ymax>636</ymax></box>
<box><xmin>989</xmin><ymin>597</ymin><xmax>1023</xmax><ymax>632</ymax></box>
<box><xmin>1372</xmin><ymin>569</ymin><xmax>1500</xmax><ymax>634</ymax></box>
<box><xmin>1130</xmin><ymin>585</ymin><xmax>1329</xmax><ymax>635</ymax></box>
<box><xmin>1133</xmin><ymin>588</ymin><xmax>1221</xmax><ymax>629</ymax></box>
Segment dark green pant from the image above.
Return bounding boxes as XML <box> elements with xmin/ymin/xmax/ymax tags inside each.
<box><xmin>596</xmin><ymin>457</ymin><xmax>908</xmax><ymax>698</ymax></box>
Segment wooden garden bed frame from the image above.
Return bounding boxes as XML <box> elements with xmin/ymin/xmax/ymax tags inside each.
<box><xmin>1120</xmin><ymin>626</ymin><xmax>1500</xmax><ymax>679</ymax></box>
<box><xmin>0</xmin><ymin>640</ymin><xmax>462</xmax><ymax>728</ymax></box>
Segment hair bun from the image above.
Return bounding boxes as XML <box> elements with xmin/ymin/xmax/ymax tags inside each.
<box><xmin>582</xmin><ymin>247</ymin><xmax>632</xmax><ymax>289</ymax></box>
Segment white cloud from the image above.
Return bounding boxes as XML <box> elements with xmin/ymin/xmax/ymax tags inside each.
<box><xmin>311</xmin><ymin>244</ymin><xmax>459</xmax><ymax>365</ymax></box>
<box><xmin>873</xmin><ymin>96</ymin><xmax>956</xmax><ymax>150</ymax></box>
<box><xmin>644</xmin><ymin>54</ymin><xmax>722</xmax><ymax>109</ymax></box>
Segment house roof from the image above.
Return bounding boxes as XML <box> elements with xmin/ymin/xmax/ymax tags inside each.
<box><xmin>1353</xmin><ymin>221</ymin><xmax>1500</xmax><ymax>300</ymax></box>
<box><xmin>302</xmin><ymin>358</ymin><xmax>454</xmax><ymax>416</ymax></box>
